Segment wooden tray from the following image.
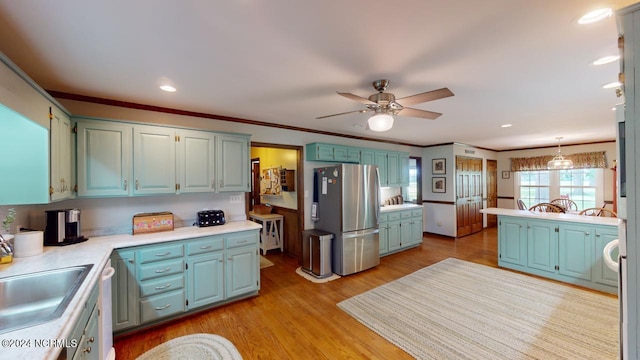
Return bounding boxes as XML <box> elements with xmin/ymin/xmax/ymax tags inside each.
<box><xmin>132</xmin><ymin>212</ymin><xmax>174</xmax><ymax>235</ymax></box>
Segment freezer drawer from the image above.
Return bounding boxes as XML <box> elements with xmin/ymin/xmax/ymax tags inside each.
<box><xmin>301</xmin><ymin>229</ymin><xmax>334</xmax><ymax>278</ymax></box>
<box><xmin>334</xmin><ymin>228</ymin><xmax>380</xmax><ymax>276</ymax></box>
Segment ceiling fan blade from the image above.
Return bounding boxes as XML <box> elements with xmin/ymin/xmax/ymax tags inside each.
<box><xmin>397</xmin><ymin>107</ymin><xmax>442</xmax><ymax>120</ymax></box>
<box><xmin>395</xmin><ymin>88</ymin><xmax>454</xmax><ymax>106</ymax></box>
<box><xmin>337</xmin><ymin>92</ymin><xmax>377</xmax><ymax>105</ymax></box>
<box><xmin>316</xmin><ymin>109</ymin><xmax>370</xmax><ymax>119</ymax></box>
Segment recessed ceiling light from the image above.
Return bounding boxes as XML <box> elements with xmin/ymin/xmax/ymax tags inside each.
<box><xmin>593</xmin><ymin>55</ymin><xmax>620</xmax><ymax>65</ymax></box>
<box><xmin>603</xmin><ymin>81</ymin><xmax>622</xmax><ymax>89</ymax></box>
<box><xmin>500</xmin><ymin>124</ymin><xmax>512</xmax><ymax>128</ymax></box>
<box><xmin>578</xmin><ymin>8</ymin><xmax>613</xmax><ymax>24</ymax></box>
<box><xmin>160</xmin><ymin>85</ymin><xmax>176</xmax><ymax>92</ymax></box>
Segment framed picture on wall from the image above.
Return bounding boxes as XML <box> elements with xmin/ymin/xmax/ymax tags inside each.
<box><xmin>432</xmin><ymin>177</ymin><xmax>446</xmax><ymax>193</ymax></box>
<box><xmin>502</xmin><ymin>171</ymin><xmax>510</xmax><ymax>179</ymax></box>
<box><xmin>432</xmin><ymin>158</ymin><xmax>446</xmax><ymax>174</ymax></box>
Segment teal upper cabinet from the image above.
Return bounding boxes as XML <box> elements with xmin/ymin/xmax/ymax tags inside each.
<box><xmin>399</xmin><ymin>153</ymin><xmax>410</xmax><ymax>186</ymax></box>
<box><xmin>133</xmin><ymin>125</ymin><xmax>176</xmax><ymax>195</ymax></box>
<box><xmin>374</xmin><ymin>151</ymin><xmax>388</xmax><ymax>186</ymax></box>
<box><xmin>360</xmin><ymin>149</ymin><xmax>374</xmax><ymax>165</ymax></box>
<box><xmin>305</xmin><ymin>143</ymin><xmax>360</xmax><ymax>163</ymax></box>
<box><xmin>178</xmin><ymin>129</ymin><xmax>216</xmax><ymax>193</ymax></box>
<box><xmin>77</xmin><ymin>119</ymin><xmax>132</xmax><ymax>197</ymax></box>
<box><xmin>49</xmin><ymin>106</ymin><xmax>73</xmax><ymax>202</ymax></box>
<box><xmin>0</xmin><ymin>103</ymin><xmax>49</xmax><ymax>205</ymax></box>
<box><xmin>387</xmin><ymin>152</ymin><xmax>399</xmax><ymax>186</ymax></box>
<box><xmin>217</xmin><ymin>134</ymin><xmax>250</xmax><ymax>192</ymax></box>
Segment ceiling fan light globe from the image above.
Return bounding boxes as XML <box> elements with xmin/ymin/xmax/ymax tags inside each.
<box><xmin>368</xmin><ymin>114</ymin><xmax>394</xmax><ymax>132</ymax></box>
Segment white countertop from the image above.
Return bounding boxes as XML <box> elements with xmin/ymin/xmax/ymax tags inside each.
<box><xmin>481</xmin><ymin>207</ymin><xmax>620</xmax><ymax>227</ymax></box>
<box><xmin>380</xmin><ymin>203</ymin><xmax>423</xmax><ymax>212</ymax></box>
<box><xmin>0</xmin><ymin>220</ymin><xmax>261</xmax><ymax>360</ymax></box>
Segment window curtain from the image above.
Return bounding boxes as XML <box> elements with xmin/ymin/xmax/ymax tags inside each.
<box><xmin>510</xmin><ymin>151</ymin><xmax>606</xmax><ymax>172</ymax></box>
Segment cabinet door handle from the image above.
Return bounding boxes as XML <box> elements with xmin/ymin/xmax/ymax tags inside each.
<box><xmin>155</xmin><ymin>252</ymin><xmax>171</xmax><ymax>257</ymax></box>
<box><xmin>211</xmin><ymin>178</ymin><xmax>215</xmax><ymax>189</ymax></box>
<box><xmin>200</xmin><ymin>245</ymin><xmax>212</xmax><ymax>250</ymax></box>
<box><xmin>128</xmin><ymin>259</ymin><xmax>135</xmax><ymax>264</ymax></box>
<box><xmin>83</xmin><ymin>347</ymin><xmax>92</xmax><ymax>353</ymax></box>
<box><xmin>155</xmin><ymin>283</ymin><xmax>172</xmax><ymax>290</ymax></box>
<box><xmin>88</xmin><ymin>337</ymin><xmax>95</xmax><ymax>343</ymax></box>
<box><xmin>155</xmin><ymin>304</ymin><xmax>171</xmax><ymax>310</ymax></box>
<box><xmin>596</xmin><ymin>233</ymin><xmax>601</xmax><ymax>237</ymax></box>
<box><xmin>585</xmin><ymin>232</ymin><xmax>590</xmax><ymax>236</ymax></box>
<box><xmin>124</xmin><ymin>179</ymin><xmax>128</xmax><ymax>191</ymax></box>
<box><xmin>155</xmin><ymin>267</ymin><xmax>171</xmax><ymax>273</ymax></box>
<box><xmin>135</xmin><ymin>179</ymin><xmax>139</xmax><ymax>190</ymax></box>
<box><xmin>219</xmin><ymin>179</ymin><xmax>223</xmax><ymax>188</ymax></box>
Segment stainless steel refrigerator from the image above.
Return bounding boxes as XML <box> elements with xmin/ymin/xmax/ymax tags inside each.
<box><xmin>314</xmin><ymin>164</ymin><xmax>380</xmax><ymax>276</ymax></box>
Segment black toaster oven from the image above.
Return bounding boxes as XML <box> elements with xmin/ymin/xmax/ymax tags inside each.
<box><xmin>197</xmin><ymin>210</ymin><xmax>226</xmax><ymax>227</ymax></box>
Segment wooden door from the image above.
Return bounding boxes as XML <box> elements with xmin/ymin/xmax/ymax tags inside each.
<box><xmin>486</xmin><ymin>159</ymin><xmax>498</xmax><ymax>227</ymax></box>
<box><xmin>251</xmin><ymin>159</ymin><xmax>261</xmax><ymax>210</ymax></box>
<box><xmin>456</xmin><ymin>156</ymin><xmax>483</xmax><ymax>237</ymax></box>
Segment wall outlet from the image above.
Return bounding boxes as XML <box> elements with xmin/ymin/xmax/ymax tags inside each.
<box><xmin>229</xmin><ymin>195</ymin><xmax>242</xmax><ymax>204</ymax></box>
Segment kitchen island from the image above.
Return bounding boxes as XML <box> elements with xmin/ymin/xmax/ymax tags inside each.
<box><xmin>481</xmin><ymin>208</ymin><xmax>619</xmax><ymax>294</ymax></box>
<box><xmin>0</xmin><ymin>220</ymin><xmax>261</xmax><ymax>360</ymax></box>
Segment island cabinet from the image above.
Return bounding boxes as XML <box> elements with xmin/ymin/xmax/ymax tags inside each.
<box><xmin>110</xmin><ymin>229</ymin><xmax>259</xmax><ymax>334</ymax></box>
<box><xmin>75</xmin><ymin>118</ymin><xmax>250</xmax><ymax>197</ymax></box>
<box><xmin>497</xmin><ymin>215</ymin><xmax>617</xmax><ymax>294</ymax></box>
<box><xmin>379</xmin><ymin>206</ymin><xmax>423</xmax><ymax>256</ymax></box>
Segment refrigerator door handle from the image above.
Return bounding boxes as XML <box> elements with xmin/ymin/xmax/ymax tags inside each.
<box><xmin>342</xmin><ymin>228</ymin><xmax>380</xmax><ymax>239</ymax></box>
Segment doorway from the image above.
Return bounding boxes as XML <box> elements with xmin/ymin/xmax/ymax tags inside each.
<box><xmin>456</xmin><ymin>156</ymin><xmax>483</xmax><ymax>237</ymax></box>
<box><xmin>486</xmin><ymin>159</ymin><xmax>497</xmax><ymax>227</ymax></box>
<box><xmin>249</xmin><ymin>143</ymin><xmax>305</xmax><ymax>259</ymax></box>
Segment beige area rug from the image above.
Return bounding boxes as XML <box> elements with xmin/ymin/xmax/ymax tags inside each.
<box><xmin>259</xmin><ymin>256</ymin><xmax>274</xmax><ymax>269</ymax></box>
<box><xmin>136</xmin><ymin>333</ymin><xmax>242</xmax><ymax>360</ymax></box>
<box><xmin>295</xmin><ymin>266</ymin><xmax>341</xmax><ymax>283</ymax></box>
<box><xmin>338</xmin><ymin>258</ymin><xmax>619</xmax><ymax>360</ymax></box>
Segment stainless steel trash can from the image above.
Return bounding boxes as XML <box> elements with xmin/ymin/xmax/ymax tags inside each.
<box><xmin>301</xmin><ymin>229</ymin><xmax>333</xmax><ymax>278</ymax></box>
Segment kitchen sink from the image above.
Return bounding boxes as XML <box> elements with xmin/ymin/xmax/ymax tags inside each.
<box><xmin>0</xmin><ymin>264</ymin><xmax>93</xmax><ymax>334</ymax></box>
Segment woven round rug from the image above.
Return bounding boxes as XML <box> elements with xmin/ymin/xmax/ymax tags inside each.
<box><xmin>136</xmin><ymin>334</ymin><xmax>243</xmax><ymax>360</ymax></box>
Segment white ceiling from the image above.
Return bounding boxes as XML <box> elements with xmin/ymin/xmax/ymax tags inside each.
<box><xmin>0</xmin><ymin>1</ymin><xmax>633</xmax><ymax>150</ymax></box>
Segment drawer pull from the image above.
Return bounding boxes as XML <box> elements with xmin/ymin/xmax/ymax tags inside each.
<box><xmin>155</xmin><ymin>267</ymin><xmax>171</xmax><ymax>273</ymax></box>
<box><xmin>155</xmin><ymin>252</ymin><xmax>172</xmax><ymax>257</ymax></box>
<box><xmin>200</xmin><ymin>245</ymin><xmax>212</xmax><ymax>249</ymax></box>
<box><xmin>155</xmin><ymin>303</ymin><xmax>172</xmax><ymax>311</ymax></box>
<box><xmin>155</xmin><ymin>283</ymin><xmax>172</xmax><ymax>290</ymax></box>
<box><xmin>237</xmin><ymin>240</ymin><xmax>248</xmax><ymax>244</ymax></box>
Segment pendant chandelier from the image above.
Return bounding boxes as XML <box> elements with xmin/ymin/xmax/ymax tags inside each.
<box><xmin>547</xmin><ymin>137</ymin><xmax>574</xmax><ymax>170</ymax></box>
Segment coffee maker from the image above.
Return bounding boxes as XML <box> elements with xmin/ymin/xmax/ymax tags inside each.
<box><xmin>44</xmin><ymin>209</ymin><xmax>88</xmax><ymax>245</ymax></box>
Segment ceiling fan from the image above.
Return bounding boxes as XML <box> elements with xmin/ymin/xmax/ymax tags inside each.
<box><xmin>317</xmin><ymin>79</ymin><xmax>454</xmax><ymax>132</ymax></box>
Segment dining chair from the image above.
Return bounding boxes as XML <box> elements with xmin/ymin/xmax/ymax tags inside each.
<box><xmin>528</xmin><ymin>203</ymin><xmax>566</xmax><ymax>213</ymax></box>
<box><xmin>550</xmin><ymin>198</ymin><xmax>579</xmax><ymax>211</ymax></box>
<box><xmin>578</xmin><ymin>207</ymin><xmax>618</xmax><ymax>217</ymax></box>
<box><xmin>517</xmin><ymin>199</ymin><xmax>527</xmax><ymax>210</ymax></box>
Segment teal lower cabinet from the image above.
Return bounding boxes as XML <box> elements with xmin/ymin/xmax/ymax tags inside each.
<box><xmin>380</xmin><ymin>207</ymin><xmax>423</xmax><ymax>256</ymax></box>
<box><xmin>498</xmin><ymin>217</ymin><xmax>527</xmax><ymax>267</ymax></box>
<box><xmin>111</xmin><ymin>229</ymin><xmax>260</xmax><ymax>334</ymax></box>
<box><xmin>66</xmin><ymin>283</ymin><xmax>99</xmax><ymax>360</ymax></box>
<box><xmin>527</xmin><ymin>220</ymin><xmax>557</xmax><ymax>274</ymax></box>
<box><xmin>498</xmin><ymin>215</ymin><xmax>617</xmax><ymax>294</ymax></box>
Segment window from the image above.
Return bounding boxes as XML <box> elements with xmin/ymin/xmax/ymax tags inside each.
<box><xmin>516</xmin><ymin>169</ymin><xmax>603</xmax><ymax>209</ymax></box>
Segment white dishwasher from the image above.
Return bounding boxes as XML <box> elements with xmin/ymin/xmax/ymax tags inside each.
<box><xmin>100</xmin><ymin>259</ymin><xmax>116</xmax><ymax>360</ymax></box>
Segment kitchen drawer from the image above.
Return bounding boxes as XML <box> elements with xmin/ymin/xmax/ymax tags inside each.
<box><xmin>411</xmin><ymin>209</ymin><xmax>423</xmax><ymax>217</ymax></box>
<box><xmin>400</xmin><ymin>210</ymin><xmax>412</xmax><ymax>219</ymax></box>
<box><xmin>187</xmin><ymin>236</ymin><xmax>224</xmax><ymax>256</ymax></box>
<box><xmin>387</xmin><ymin>212</ymin><xmax>401</xmax><ymax>221</ymax></box>
<box><xmin>225</xmin><ymin>232</ymin><xmax>258</xmax><ymax>249</ymax></box>
<box><xmin>139</xmin><ymin>274</ymin><xmax>185</xmax><ymax>297</ymax></box>
<box><xmin>139</xmin><ymin>289</ymin><xmax>185</xmax><ymax>323</ymax></box>
<box><xmin>379</xmin><ymin>213</ymin><xmax>388</xmax><ymax>222</ymax></box>
<box><xmin>139</xmin><ymin>258</ymin><xmax>184</xmax><ymax>281</ymax></box>
<box><xmin>139</xmin><ymin>242</ymin><xmax>184</xmax><ymax>264</ymax></box>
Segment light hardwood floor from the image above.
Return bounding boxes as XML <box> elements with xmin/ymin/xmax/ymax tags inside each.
<box><xmin>114</xmin><ymin>228</ymin><xmax>500</xmax><ymax>359</ymax></box>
